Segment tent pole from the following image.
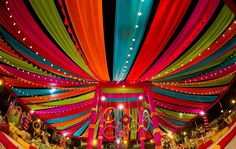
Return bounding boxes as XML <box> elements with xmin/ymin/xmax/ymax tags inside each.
<box><xmin>87</xmin><ymin>83</ymin><xmax>101</xmax><ymax>149</ymax></box>
<box><xmin>146</xmin><ymin>83</ymin><xmax>162</xmax><ymax>149</ymax></box>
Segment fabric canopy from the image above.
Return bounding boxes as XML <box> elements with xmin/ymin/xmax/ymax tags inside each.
<box><xmin>0</xmin><ymin>0</ymin><xmax>235</xmax><ymax>140</ymax></box>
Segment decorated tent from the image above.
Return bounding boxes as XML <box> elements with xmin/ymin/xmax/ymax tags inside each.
<box><xmin>0</xmin><ymin>0</ymin><xmax>236</xmax><ymax>148</ymax></box>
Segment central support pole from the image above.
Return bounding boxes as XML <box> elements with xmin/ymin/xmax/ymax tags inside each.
<box><xmin>146</xmin><ymin>83</ymin><xmax>162</xmax><ymax>149</ymax></box>
<box><xmin>97</xmin><ymin>108</ymin><xmax>105</xmax><ymax>149</ymax></box>
<box><xmin>87</xmin><ymin>83</ymin><xmax>101</xmax><ymax>149</ymax></box>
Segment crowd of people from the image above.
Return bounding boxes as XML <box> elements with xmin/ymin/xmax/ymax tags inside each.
<box><xmin>1</xmin><ymin>106</ymin><xmax>235</xmax><ymax>149</ymax></box>
<box><xmin>161</xmin><ymin>108</ymin><xmax>236</xmax><ymax>149</ymax></box>
<box><xmin>0</xmin><ymin>109</ymin><xmax>66</xmax><ymax>149</ymax></box>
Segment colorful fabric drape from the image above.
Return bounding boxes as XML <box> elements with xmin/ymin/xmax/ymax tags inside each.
<box><xmin>0</xmin><ymin>0</ymin><xmax>235</xmax><ymax>141</ymax></box>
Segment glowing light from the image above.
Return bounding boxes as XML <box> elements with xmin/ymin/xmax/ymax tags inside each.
<box><xmin>138</xmin><ymin>12</ymin><xmax>142</xmax><ymax>16</ymax></box>
<box><xmin>167</xmin><ymin>132</ymin><xmax>173</xmax><ymax>139</ymax></box>
<box><xmin>92</xmin><ymin>139</ymin><xmax>97</xmax><ymax>146</ymax></box>
<box><xmin>229</xmin><ymin>110</ymin><xmax>232</xmax><ymax>113</ymax></box>
<box><xmin>116</xmin><ymin>139</ymin><xmax>121</xmax><ymax>144</ymax></box>
<box><xmin>118</xmin><ymin>104</ymin><xmax>124</xmax><ymax>110</ymax></box>
<box><xmin>179</xmin><ymin>113</ymin><xmax>183</xmax><ymax>118</ymax></box>
<box><xmin>50</xmin><ymin>88</ymin><xmax>56</xmax><ymax>93</ymax></box>
<box><xmin>37</xmin><ymin>119</ymin><xmax>41</xmax><ymax>122</ymax></box>
<box><xmin>183</xmin><ymin>131</ymin><xmax>187</xmax><ymax>136</ymax></box>
<box><xmin>124</xmin><ymin>140</ymin><xmax>128</xmax><ymax>144</ymax></box>
<box><xmin>150</xmin><ymin>139</ymin><xmax>154</xmax><ymax>143</ymax></box>
<box><xmin>122</xmin><ymin>85</ymin><xmax>125</xmax><ymax>88</ymax></box>
<box><xmin>101</xmin><ymin>96</ymin><xmax>106</xmax><ymax>101</ymax></box>
<box><xmin>30</xmin><ymin>110</ymin><xmax>35</xmax><ymax>114</ymax></box>
<box><xmin>220</xmin><ymin>109</ymin><xmax>224</xmax><ymax>113</ymax></box>
<box><xmin>63</xmin><ymin>132</ymin><xmax>68</xmax><ymax>136</ymax></box>
<box><xmin>232</xmin><ymin>100</ymin><xmax>235</xmax><ymax>104</ymax></box>
<box><xmin>200</xmin><ymin>111</ymin><xmax>205</xmax><ymax>116</ymax></box>
<box><xmin>0</xmin><ymin>79</ymin><xmax>3</xmax><ymax>86</ymax></box>
<box><xmin>138</xmin><ymin>95</ymin><xmax>143</xmax><ymax>100</ymax></box>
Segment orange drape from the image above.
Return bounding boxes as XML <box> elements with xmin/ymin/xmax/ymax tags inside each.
<box><xmin>65</xmin><ymin>0</ymin><xmax>109</xmax><ymax>81</ymax></box>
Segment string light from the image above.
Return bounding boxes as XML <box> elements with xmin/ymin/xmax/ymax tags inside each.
<box><xmin>101</xmin><ymin>96</ymin><xmax>106</xmax><ymax>101</ymax></box>
<box><xmin>116</xmin><ymin>139</ymin><xmax>121</xmax><ymax>144</ymax></box>
<box><xmin>30</xmin><ymin>110</ymin><xmax>35</xmax><ymax>114</ymax></box>
<box><xmin>232</xmin><ymin>100</ymin><xmax>235</xmax><ymax>104</ymax></box>
<box><xmin>118</xmin><ymin>104</ymin><xmax>124</xmax><ymax>110</ymax></box>
<box><xmin>50</xmin><ymin>88</ymin><xmax>56</xmax><ymax>93</ymax></box>
<box><xmin>200</xmin><ymin>111</ymin><xmax>205</xmax><ymax>116</ymax></box>
<box><xmin>138</xmin><ymin>95</ymin><xmax>143</xmax><ymax>100</ymax></box>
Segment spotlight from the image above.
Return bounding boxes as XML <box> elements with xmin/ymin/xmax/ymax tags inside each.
<box><xmin>101</xmin><ymin>96</ymin><xmax>106</xmax><ymax>101</ymax></box>
<box><xmin>167</xmin><ymin>132</ymin><xmax>172</xmax><ymax>138</ymax></box>
<box><xmin>116</xmin><ymin>139</ymin><xmax>120</xmax><ymax>144</ymax></box>
<box><xmin>167</xmin><ymin>132</ymin><xmax>171</xmax><ymax>136</ymax></box>
<box><xmin>50</xmin><ymin>88</ymin><xmax>56</xmax><ymax>93</ymax></box>
<box><xmin>138</xmin><ymin>95</ymin><xmax>143</xmax><ymax>100</ymax></box>
<box><xmin>118</xmin><ymin>104</ymin><xmax>124</xmax><ymax>110</ymax></box>
<box><xmin>30</xmin><ymin>110</ymin><xmax>35</xmax><ymax>114</ymax></box>
<box><xmin>92</xmin><ymin>139</ymin><xmax>97</xmax><ymax>146</ymax></box>
<box><xmin>232</xmin><ymin>100</ymin><xmax>235</xmax><ymax>104</ymax></box>
<box><xmin>200</xmin><ymin>111</ymin><xmax>205</xmax><ymax>116</ymax></box>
